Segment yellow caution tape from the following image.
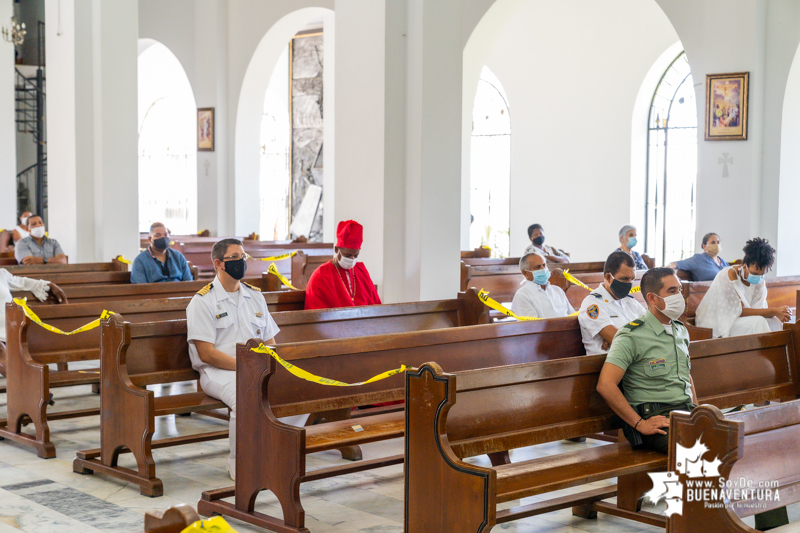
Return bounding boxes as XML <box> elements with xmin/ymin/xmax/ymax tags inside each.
<box><xmin>477</xmin><ymin>289</ymin><xmax>578</xmax><ymax>321</ymax></box>
<box><xmin>116</xmin><ymin>255</ymin><xmax>132</xmax><ymax>265</ymax></box>
<box><xmin>181</xmin><ymin>516</ymin><xmax>237</xmax><ymax>532</ymax></box>
<box><xmin>562</xmin><ymin>269</ymin><xmax>591</xmax><ymax>291</ymax></box>
<box><xmin>13</xmin><ymin>298</ymin><xmax>115</xmax><ymax>335</ymax></box>
<box><xmin>631</xmin><ymin>286</ymin><xmax>642</xmax><ymax>293</ymax></box>
<box><xmin>251</xmin><ymin>343</ymin><xmax>406</xmax><ymax>386</ymax></box>
<box><xmin>267</xmin><ymin>263</ymin><xmax>300</xmax><ymax>290</ymax></box>
<box><xmin>250</xmin><ymin>250</ymin><xmax>298</xmax><ymax>262</ymax></box>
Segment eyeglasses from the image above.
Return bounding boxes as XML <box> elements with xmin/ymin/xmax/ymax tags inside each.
<box><xmin>221</xmin><ymin>253</ymin><xmax>249</xmax><ymax>262</ymax></box>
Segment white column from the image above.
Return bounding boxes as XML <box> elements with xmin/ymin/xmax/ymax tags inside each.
<box><xmin>333</xmin><ymin>1</ymin><xmax>386</xmax><ymax>292</ymax></box>
<box><xmin>0</xmin><ymin>0</ymin><xmax>16</xmax><ymax>229</ymax></box>
<box><xmin>46</xmin><ymin>0</ymin><xmax>139</xmax><ymax>262</ymax></box>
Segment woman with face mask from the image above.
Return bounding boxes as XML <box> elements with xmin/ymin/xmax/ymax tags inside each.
<box><xmin>695</xmin><ymin>237</ymin><xmax>790</xmax><ymax>337</ymax></box>
<box><xmin>524</xmin><ymin>223</ymin><xmax>569</xmax><ymax>263</ymax></box>
<box><xmin>667</xmin><ymin>232</ymin><xmax>729</xmax><ymax>281</ymax></box>
<box><xmin>11</xmin><ymin>211</ymin><xmax>31</xmax><ymax>243</ymax></box>
<box><xmin>510</xmin><ymin>251</ymin><xmax>575</xmax><ymax>319</ymax></box>
<box><xmin>616</xmin><ymin>225</ymin><xmax>648</xmax><ymax>271</ymax></box>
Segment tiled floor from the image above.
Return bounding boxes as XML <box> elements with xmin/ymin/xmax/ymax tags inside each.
<box><xmin>0</xmin><ymin>370</ymin><xmax>793</xmax><ymax>532</ymax></box>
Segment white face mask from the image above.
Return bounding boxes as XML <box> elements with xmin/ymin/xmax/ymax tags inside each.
<box><xmin>656</xmin><ymin>293</ymin><xmax>685</xmax><ymax>321</ymax></box>
<box><xmin>30</xmin><ymin>226</ymin><xmax>45</xmax><ymax>239</ymax></box>
<box><xmin>21</xmin><ymin>217</ymin><xmax>29</xmax><ymax>226</ymax></box>
<box><xmin>338</xmin><ymin>253</ymin><xmax>357</xmax><ymax>270</ymax></box>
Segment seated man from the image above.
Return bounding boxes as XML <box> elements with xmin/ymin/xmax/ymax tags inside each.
<box><xmin>304</xmin><ymin>220</ymin><xmax>381</xmax><ymax>310</ymax></box>
<box><xmin>597</xmin><ymin>267</ymin><xmax>788</xmax><ymax>530</ymax></box>
<box><xmin>12</xmin><ymin>211</ymin><xmax>31</xmax><ymax>244</ymax></box>
<box><xmin>1</xmin><ymin>268</ymin><xmax>68</xmax><ymax>362</ymax></box>
<box><xmin>511</xmin><ymin>250</ymin><xmax>574</xmax><ymax>318</ymax></box>
<box><xmin>524</xmin><ymin>223</ymin><xmax>569</xmax><ymax>263</ymax></box>
<box><xmin>696</xmin><ymin>237</ymin><xmax>790</xmax><ymax>337</ymax></box>
<box><xmin>616</xmin><ymin>225</ymin><xmax>648</xmax><ymax>270</ymax></box>
<box><xmin>14</xmin><ymin>215</ymin><xmax>67</xmax><ymax>265</ymax></box>
<box><xmin>667</xmin><ymin>232</ymin><xmax>729</xmax><ymax>281</ymax></box>
<box><xmin>187</xmin><ymin>238</ymin><xmax>307</xmax><ymax>480</ymax></box>
<box><xmin>578</xmin><ymin>251</ymin><xmax>645</xmax><ymax>354</ymax></box>
<box><xmin>131</xmin><ymin>222</ymin><xmax>193</xmax><ymax>283</ymax></box>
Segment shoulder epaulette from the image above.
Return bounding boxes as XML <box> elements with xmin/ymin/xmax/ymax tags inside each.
<box><xmin>242</xmin><ymin>281</ymin><xmax>261</xmax><ymax>292</ymax></box>
<box><xmin>590</xmin><ymin>292</ymin><xmax>603</xmax><ymax>299</ymax></box>
<box><xmin>197</xmin><ymin>283</ymin><xmax>213</xmax><ymax>296</ymax></box>
<box><xmin>623</xmin><ymin>319</ymin><xmax>645</xmax><ymax>330</ymax></box>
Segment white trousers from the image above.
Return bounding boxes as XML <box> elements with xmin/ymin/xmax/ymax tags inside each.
<box><xmin>200</xmin><ymin>366</ymin><xmax>309</xmax><ymax>460</ymax></box>
<box><xmin>727</xmin><ymin>316</ymin><xmax>782</xmax><ymax>337</ymax></box>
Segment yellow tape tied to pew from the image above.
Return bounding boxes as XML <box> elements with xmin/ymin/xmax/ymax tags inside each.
<box><xmin>563</xmin><ymin>269</ymin><xmax>641</xmax><ymax>293</ymax></box>
<box><xmin>250</xmin><ymin>343</ymin><xmax>406</xmax><ymax>386</ymax></box>
<box><xmin>250</xmin><ymin>250</ymin><xmax>298</xmax><ymax>262</ymax></box>
<box><xmin>477</xmin><ymin>289</ymin><xmax>578</xmax><ymax>321</ymax></box>
<box><xmin>13</xmin><ymin>298</ymin><xmax>115</xmax><ymax>335</ymax></box>
<box><xmin>115</xmin><ymin>255</ymin><xmax>132</xmax><ymax>265</ymax></box>
<box><xmin>267</xmin><ymin>263</ymin><xmax>300</xmax><ymax>290</ymax></box>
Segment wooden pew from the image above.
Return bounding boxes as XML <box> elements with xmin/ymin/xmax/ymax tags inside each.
<box><xmin>403</xmin><ymin>320</ymin><xmax>800</xmax><ymax>532</ymax></box>
<box><xmin>72</xmin><ymin>292</ymin><xmax>490</xmax><ymax>496</ymax></box>
<box><xmin>197</xmin><ymin>315</ymin><xmax>589</xmax><ymax>530</ymax></box>
<box><xmin>0</xmin><ymin>291</ymin><xmax>308</xmax><ymax>456</ymax></box>
<box><xmin>3</xmin><ymin>259</ymin><xmax>128</xmax><ymax>275</ymax></box>
<box><xmin>144</xmin><ymin>504</ymin><xmax>200</xmax><ymax>533</ymax></box>
<box><xmin>289</xmin><ymin>250</ymin><xmax>332</xmax><ymax>290</ymax></box>
<box><xmin>668</xmin><ymin>401</ymin><xmax>800</xmax><ymax>533</ymax></box>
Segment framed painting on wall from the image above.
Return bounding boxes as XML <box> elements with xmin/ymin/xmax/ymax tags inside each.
<box><xmin>197</xmin><ymin>107</ymin><xmax>215</xmax><ymax>151</ymax></box>
<box><xmin>704</xmin><ymin>72</ymin><xmax>749</xmax><ymax>141</ymax></box>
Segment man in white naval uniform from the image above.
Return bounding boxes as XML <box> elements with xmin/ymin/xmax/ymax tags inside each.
<box><xmin>511</xmin><ymin>251</ymin><xmax>574</xmax><ymax>319</ymax></box>
<box><xmin>186</xmin><ymin>238</ymin><xmax>307</xmax><ymax>480</ymax></box>
<box><xmin>578</xmin><ymin>251</ymin><xmax>645</xmax><ymax>355</ymax></box>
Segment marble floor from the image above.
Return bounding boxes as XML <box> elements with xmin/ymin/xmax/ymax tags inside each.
<box><xmin>0</xmin><ymin>369</ymin><xmax>796</xmax><ymax>533</ymax></box>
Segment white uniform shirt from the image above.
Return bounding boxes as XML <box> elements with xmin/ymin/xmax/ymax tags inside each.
<box><xmin>511</xmin><ymin>281</ymin><xmax>575</xmax><ymax>319</ymax></box>
<box><xmin>0</xmin><ymin>269</ymin><xmax>50</xmax><ymax>342</ymax></box>
<box><xmin>578</xmin><ymin>284</ymin><xmax>645</xmax><ymax>355</ymax></box>
<box><xmin>186</xmin><ymin>277</ymin><xmax>280</xmax><ymax>372</ymax></box>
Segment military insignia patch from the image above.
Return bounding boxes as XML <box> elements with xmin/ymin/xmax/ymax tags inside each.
<box><xmin>648</xmin><ymin>358</ymin><xmax>667</xmax><ymax>371</ymax></box>
<box><xmin>587</xmin><ymin>304</ymin><xmax>599</xmax><ymax>319</ymax></box>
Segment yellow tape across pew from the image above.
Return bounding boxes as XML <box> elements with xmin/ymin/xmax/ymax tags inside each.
<box><xmin>250</xmin><ymin>343</ymin><xmax>406</xmax><ymax>386</ymax></box>
<box><xmin>563</xmin><ymin>269</ymin><xmax>641</xmax><ymax>293</ymax></box>
<box><xmin>267</xmin><ymin>263</ymin><xmax>300</xmax><ymax>290</ymax></box>
<box><xmin>13</xmin><ymin>298</ymin><xmax>115</xmax><ymax>335</ymax></box>
<box><xmin>250</xmin><ymin>250</ymin><xmax>298</xmax><ymax>262</ymax></box>
<box><xmin>477</xmin><ymin>289</ymin><xmax>578</xmax><ymax>321</ymax></box>
<box><xmin>115</xmin><ymin>255</ymin><xmax>132</xmax><ymax>265</ymax></box>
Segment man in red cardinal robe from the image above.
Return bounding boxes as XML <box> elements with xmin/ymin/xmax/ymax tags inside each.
<box><xmin>304</xmin><ymin>220</ymin><xmax>382</xmax><ymax>310</ymax></box>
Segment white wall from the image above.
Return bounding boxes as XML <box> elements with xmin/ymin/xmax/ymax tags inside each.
<box><xmin>481</xmin><ymin>0</ymin><xmax>679</xmax><ymax>261</ymax></box>
<box><xmin>0</xmin><ymin>0</ymin><xmax>16</xmax><ymax>228</ymax></box>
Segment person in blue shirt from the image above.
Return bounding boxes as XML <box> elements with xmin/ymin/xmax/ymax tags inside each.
<box><xmin>667</xmin><ymin>232</ymin><xmax>729</xmax><ymax>281</ymax></box>
<box><xmin>131</xmin><ymin>222</ymin><xmax>194</xmax><ymax>284</ymax></box>
<box><xmin>615</xmin><ymin>225</ymin><xmax>648</xmax><ymax>270</ymax></box>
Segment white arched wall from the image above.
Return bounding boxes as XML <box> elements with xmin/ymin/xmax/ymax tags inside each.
<box><xmin>235</xmin><ymin>7</ymin><xmax>334</xmax><ymax>237</ymax></box>
<box><xmin>777</xmin><ymin>42</ymin><xmax>800</xmax><ymax>275</ymax></box>
<box><xmin>629</xmin><ymin>40</ymin><xmax>684</xmax><ymax>233</ymax></box>
<box><xmin>463</xmin><ymin>0</ymin><xmax>680</xmax><ymax>261</ymax></box>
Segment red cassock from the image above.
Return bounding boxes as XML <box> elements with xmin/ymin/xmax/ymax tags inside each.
<box><xmin>303</xmin><ymin>261</ymin><xmax>382</xmax><ymax>310</ymax></box>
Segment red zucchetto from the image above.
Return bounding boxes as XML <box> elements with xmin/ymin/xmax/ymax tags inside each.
<box><xmin>336</xmin><ymin>220</ymin><xmax>363</xmax><ymax>249</ymax></box>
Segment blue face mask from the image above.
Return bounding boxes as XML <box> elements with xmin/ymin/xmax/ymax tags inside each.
<box><xmin>627</xmin><ymin>237</ymin><xmax>638</xmax><ymax>248</ymax></box>
<box><xmin>531</xmin><ymin>268</ymin><xmax>551</xmax><ymax>286</ymax></box>
<box><xmin>746</xmin><ymin>273</ymin><xmax>763</xmax><ymax>285</ymax></box>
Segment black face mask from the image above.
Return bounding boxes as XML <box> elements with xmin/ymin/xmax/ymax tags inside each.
<box><xmin>223</xmin><ymin>259</ymin><xmax>247</xmax><ymax>280</ymax></box>
<box><xmin>609</xmin><ymin>277</ymin><xmax>632</xmax><ymax>299</ymax></box>
<box><xmin>532</xmin><ymin>236</ymin><xmax>545</xmax><ymax>246</ymax></box>
<box><xmin>152</xmin><ymin>237</ymin><xmax>169</xmax><ymax>251</ymax></box>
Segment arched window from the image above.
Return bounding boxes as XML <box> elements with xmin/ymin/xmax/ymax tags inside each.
<box><xmin>138</xmin><ymin>41</ymin><xmax>198</xmax><ymax>234</ymax></box>
<box><xmin>470</xmin><ymin>66</ymin><xmax>511</xmax><ymax>257</ymax></box>
<box><xmin>644</xmin><ymin>51</ymin><xmax>697</xmax><ymax>264</ymax></box>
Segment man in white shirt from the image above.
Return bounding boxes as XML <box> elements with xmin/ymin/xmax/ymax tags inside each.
<box><xmin>186</xmin><ymin>238</ymin><xmax>306</xmax><ymax>481</ymax></box>
<box><xmin>1</xmin><ymin>269</ymin><xmax>68</xmax><ymax>362</ymax></box>
<box><xmin>578</xmin><ymin>251</ymin><xmax>645</xmax><ymax>355</ymax></box>
<box><xmin>511</xmin><ymin>251</ymin><xmax>574</xmax><ymax>318</ymax></box>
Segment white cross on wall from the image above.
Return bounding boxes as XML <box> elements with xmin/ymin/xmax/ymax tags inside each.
<box><xmin>719</xmin><ymin>153</ymin><xmax>733</xmax><ymax>178</ymax></box>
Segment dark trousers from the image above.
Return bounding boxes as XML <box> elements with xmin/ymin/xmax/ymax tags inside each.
<box><xmin>631</xmin><ymin>403</ymin><xmax>788</xmax><ymax>531</ymax></box>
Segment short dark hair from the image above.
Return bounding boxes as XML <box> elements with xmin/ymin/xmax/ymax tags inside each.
<box><xmin>527</xmin><ymin>224</ymin><xmax>543</xmax><ymax>239</ymax></box>
<box><xmin>742</xmin><ymin>237</ymin><xmax>775</xmax><ymax>270</ymax></box>
<box><xmin>211</xmin><ymin>238</ymin><xmax>243</xmax><ymax>262</ymax></box>
<box><xmin>27</xmin><ymin>214</ymin><xmax>42</xmax><ymax>222</ymax></box>
<box><xmin>150</xmin><ymin>222</ymin><xmax>167</xmax><ymax>234</ymax></box>
<box><xmin>640</xmin><ymin>267</ymin><xmax>676</xmax><ymax>300</ymax></box>
<box><xmin>604</xmin><ymin>251</ymin><xmax>635</xmax><ymax>276</ymax></box>
<box><xmin>701</xmin><ymin>232</ymin><xmax>719</xmax><ymax>246</ymax></box>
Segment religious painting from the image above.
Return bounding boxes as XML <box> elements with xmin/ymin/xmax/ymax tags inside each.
<box><xmin>290</xmin><ymin>31</ymin><xmax>324</xmax><ymax>241</ymax></box>
<box><xmin>197</xmin><ymin>107</ymin><xmax>215</xmax><ymax>151</ymax></box>
<box><xmin>704</xmin><ymin>72</ymin><xmax>749</xmax><ymax>141</ymax></box>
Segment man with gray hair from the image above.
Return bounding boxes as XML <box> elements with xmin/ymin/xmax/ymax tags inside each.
<box><xmin>131</xmin><ymin>222</ymin><xmax>194</xmax><ymax>283</ymax></box>
<box><xmin>616</xmin><ymin>224</ymin><xmax>648</xmax><ymax>270</ymax></box>
<box><xmin>511</xmin><ymin>250</ymin><xmax>574</xmax><ymax>319</ymax></box>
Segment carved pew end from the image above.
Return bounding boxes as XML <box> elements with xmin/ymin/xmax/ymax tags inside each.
<box><xmin>144</xmin><ymin>504</ymin><xmax>200</xmax><ymax>533</ymax></box>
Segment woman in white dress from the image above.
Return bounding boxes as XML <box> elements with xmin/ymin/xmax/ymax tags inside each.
<box><xmin>695</xmin><ymin>237</ymin><xmax>790</xmax><ymax>338</ymax></box>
